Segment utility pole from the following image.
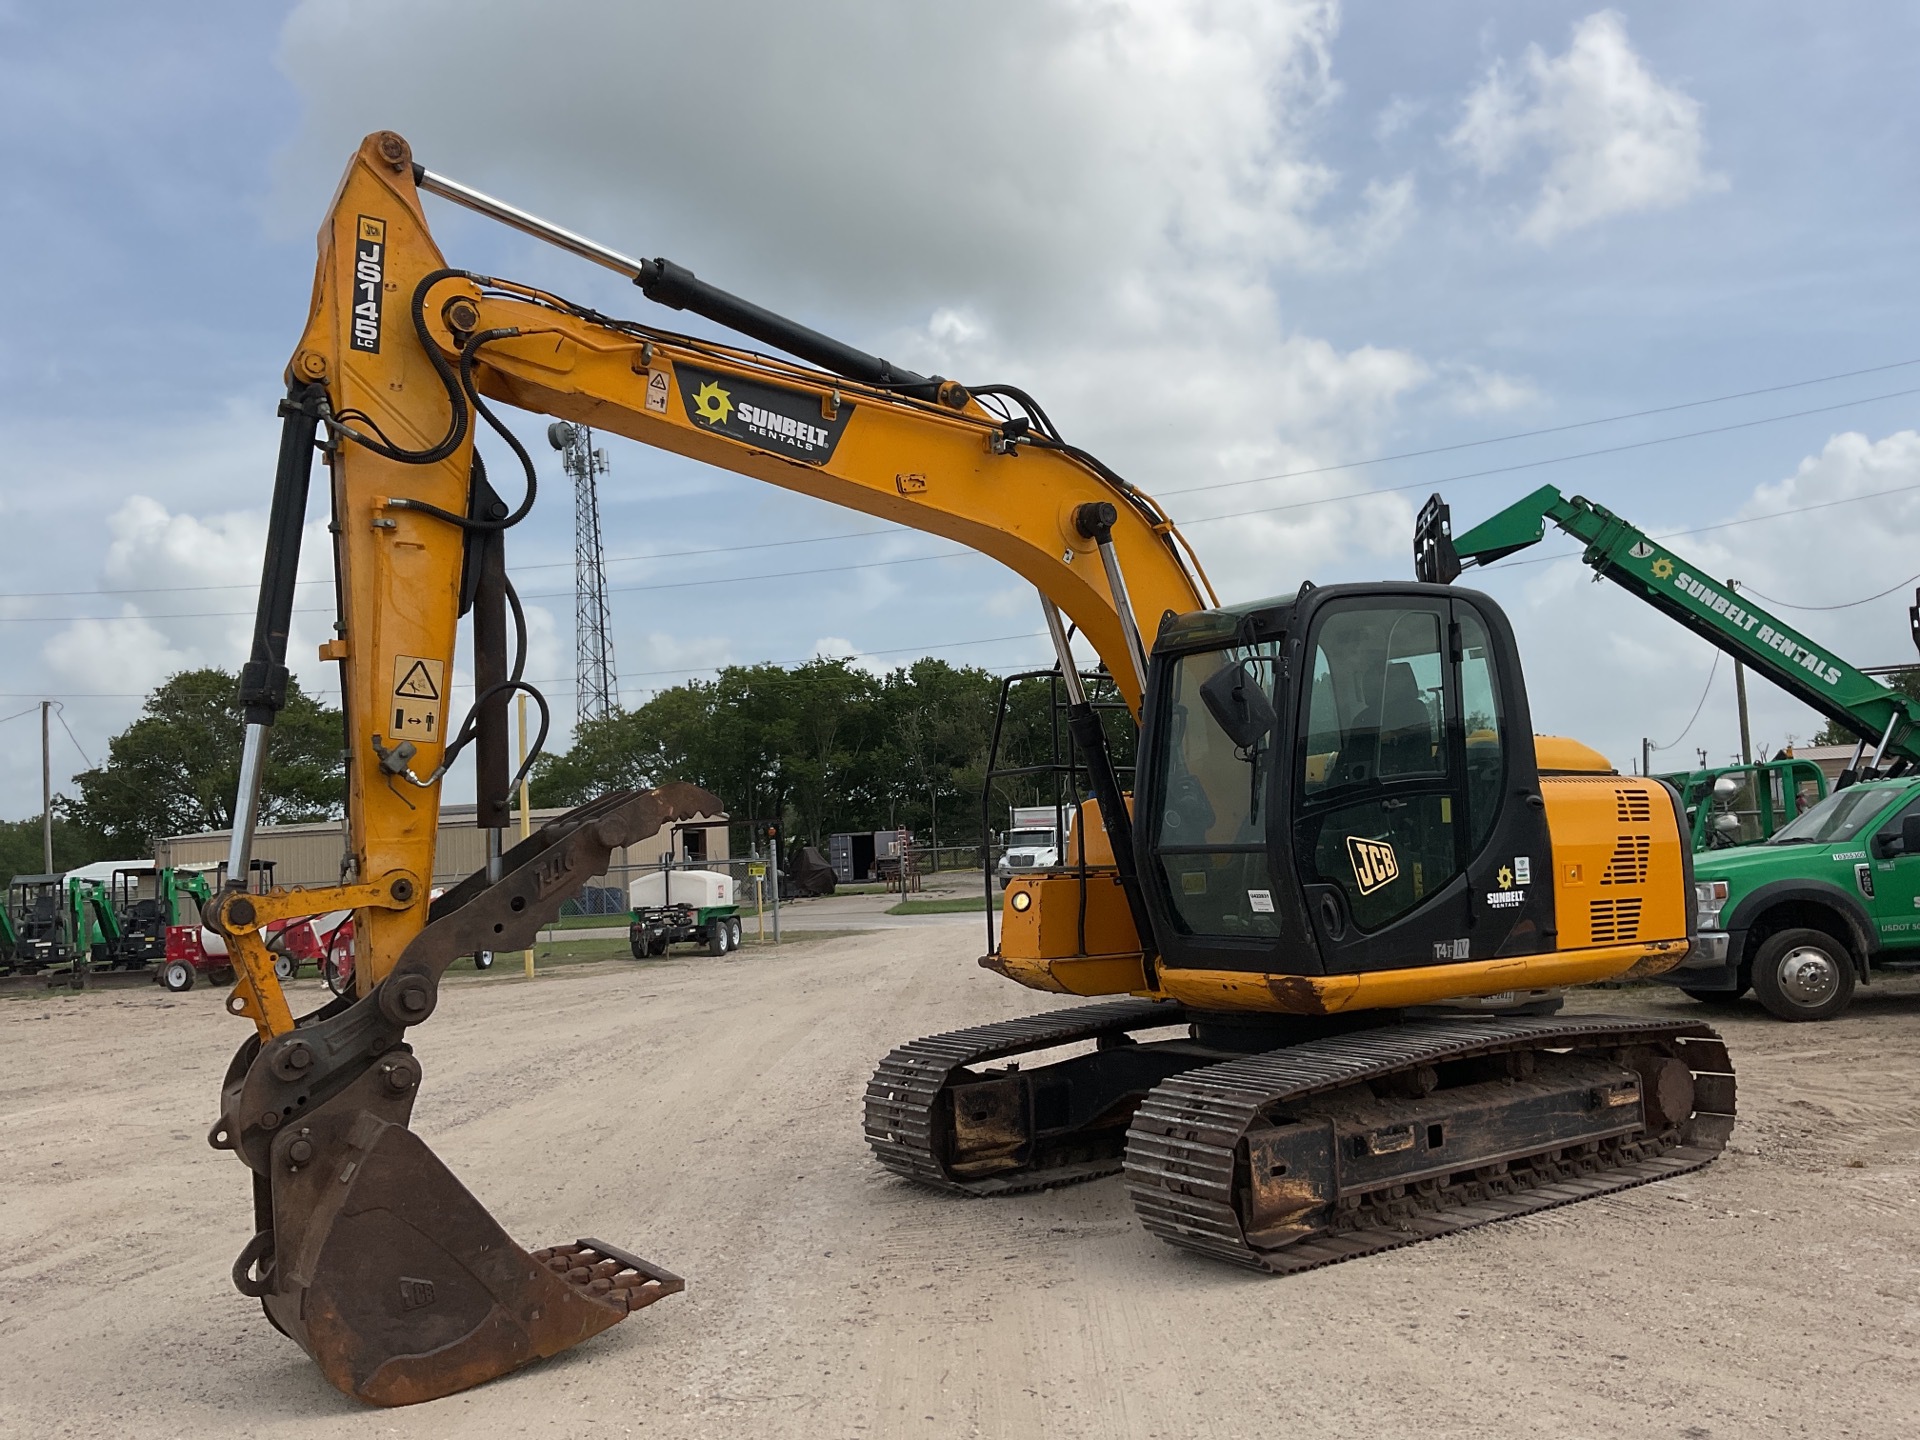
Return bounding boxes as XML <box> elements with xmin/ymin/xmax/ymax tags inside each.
<box><xmin>41</xmin><ymin>700</ymin><xmax>52</xmax><ymax>873</ymax></box>
<box><xmin>547</xmin><ymin>422</ymin><xmax>618</xmax><ymax>723</ymax></box>
<box><xmin>1733</xmin><ymin>659</ymin><xmax>1752</xmax><ymax>764</ymax></box>
<box><xmin>1729</xmin><ymin>579</ymin><xmax>1752</xmax><ymax>764</ymax></box>
<box><xmin>1641</xmin><ymin>737</ymin><xmax>1651</xmax><ymax>777</ymax></box>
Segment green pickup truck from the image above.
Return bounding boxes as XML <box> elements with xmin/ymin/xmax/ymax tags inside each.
<box><xmin>1666</xmin><ymin>777</ymin><xmax>1920</xmax><ymax>1021</ymax></box>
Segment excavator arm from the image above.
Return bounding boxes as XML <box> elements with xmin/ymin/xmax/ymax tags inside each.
<box><xmin>207</xmin><ymin>130</ymin><xmax>1211</xmax><ymax>1405</ymax></box>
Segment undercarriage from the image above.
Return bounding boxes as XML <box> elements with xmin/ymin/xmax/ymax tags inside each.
<box><xmin>865</xmin><ymin>1001</ymin><xmax>1735</xmax><ymax>1268</ymax></box>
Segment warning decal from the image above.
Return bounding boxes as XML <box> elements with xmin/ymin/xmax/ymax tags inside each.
<box><xmin>390</xmin><ymin>655</ymin><xmax>444</xmax><ymax>741</ymax></box>
<box><xmin>645</xmin><ymin>367</ymin><xmax>670</xmax><ymax>414</ymax></box>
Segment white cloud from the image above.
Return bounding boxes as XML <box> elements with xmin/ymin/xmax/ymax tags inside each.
<box><xmin>38</xmin><ymin>497</ymin><xmax>337</xmax><ymax>700</ymax></box>
<box><xmin>42</xmin><ymin>611</ymin><xmax>194</xmax><ymax>700</ymax></box>
<box><xmin>1446</xmin><ymin>10</ymin><xmax>1725</xmax><ymax>244</ymax></box>
<box><xmin>274</xmin><ymin>0</ymin><xmax>1436</xmax><ymax>600</ymax></box>
<box><xmin>1440</xmin><ymin>363</ymin><xmax>1541</xmax><ymax>417</ymax></box>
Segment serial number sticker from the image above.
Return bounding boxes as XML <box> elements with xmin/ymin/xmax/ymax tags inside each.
<box><xmin>1247</xmin><ymin>889</ymin><xmax>1275</xmax><ymax>913</ymax></box>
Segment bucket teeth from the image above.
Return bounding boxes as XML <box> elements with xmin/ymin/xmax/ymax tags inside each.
<box><xmin>532</xmin><ymin>1241</ymin><xmax>685</xmax><ymax>1314</ymax></box>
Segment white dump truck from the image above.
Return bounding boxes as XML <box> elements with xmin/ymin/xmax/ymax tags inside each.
<box><xmin>628</xmin><ymin>868</ymin><xmax>743</xmax><ymax>957</ymax></box>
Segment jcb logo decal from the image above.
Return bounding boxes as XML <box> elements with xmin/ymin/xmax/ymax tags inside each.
<box><xmin>351</xmin><ymin>215</ymin><xmax>386</xmax><ymax>354</ymax></box>
<box><xmin>1346</xmin><ymin>836</ymin><xmax>1399</xmax><ymax>895</ymax></box>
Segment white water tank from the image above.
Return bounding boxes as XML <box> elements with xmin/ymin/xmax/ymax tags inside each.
<box><xmin>628</xmin><ymin>869</ymin><xmax>733</xmax><ymax>911</ymax></box>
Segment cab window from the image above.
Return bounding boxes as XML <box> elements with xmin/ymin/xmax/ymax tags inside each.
<box><xmin>1154</xmin><ymin>642</ymin><xmax>1283</xmax><ymax>939</ymax></box>
<box><xmin>1457</xmin><ymin>607</ymin><xmax>1506</xmax><ymax>851</ymax></box>
<box><xmin>1294</xmin><ymin>604</ymin><xmax>1458</xmax><ymax>933</ymax></box>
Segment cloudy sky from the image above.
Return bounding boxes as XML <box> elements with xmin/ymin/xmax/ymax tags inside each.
<box><xmin>2</xmin><ymin>1</ymin><xmax>1917</xmax><ymax>820</ymax></box>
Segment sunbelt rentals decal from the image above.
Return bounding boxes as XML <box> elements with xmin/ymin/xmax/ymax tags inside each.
<box><xmin>1644</xmin><ymin>554</ymin><xmax>1843</xmax><ymax>686</ymax></box>
<box><xmin>675</xmin><ymin>363</ymin><xmax>853</xmax><ymax>465</ymax></box>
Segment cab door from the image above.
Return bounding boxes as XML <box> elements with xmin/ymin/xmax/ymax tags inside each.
<box><xmin>1866</xmin><ymin>790</ymin><xmax>1920</xmax><ymax>951</ymax></box>
<box><xmin>1290</xmin><ymin>589</ymin><xmax>1555</xmax><ymax>974</ymax></box>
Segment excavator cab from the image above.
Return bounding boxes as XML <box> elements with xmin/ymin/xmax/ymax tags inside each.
<box><xmin>1136</xmin><ymin>583</ymin><xmax>1554</xmax><ymax>982</ymax></box>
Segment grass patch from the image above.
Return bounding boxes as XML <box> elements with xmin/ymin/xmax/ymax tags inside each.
<box><xmin>463</xmin><ymin>927</ymin><xmax>875</xmax><ymax>976</ymax></box>
<box><xmin>550</xmin><ymin>912</ymin><xmax>631</xmax><ymax>930</ymax></box>
<box><xmin>886</xmin><ymin>897</ymin><xmax>990</xmax><ymax>916</ymax></box>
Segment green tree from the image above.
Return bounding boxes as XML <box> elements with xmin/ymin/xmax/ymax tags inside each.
<box><xmin>0</xmin><ymin>815</ymin><xmax>100</xmax><ymax>879</ymax></box>
<box><xmin>1816</xmin><ymin>667</ymin><xmax>1920</xmax><ymax>745</ymax></box>
<box><xmin>60</xmin><ymin>669</ymin><xmax>343</xmax><ymax>855</ymax></box>
<box><xmin>530</xmin><ymin>656</ymin><xmax>1016</xmax><ymax>848</ymax></box>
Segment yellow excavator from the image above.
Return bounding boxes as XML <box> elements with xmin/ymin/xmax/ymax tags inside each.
<box><xmin>208</xmin><ymin>132</ymin><xmax>1737</xmax><ymax>1405</ymax></box>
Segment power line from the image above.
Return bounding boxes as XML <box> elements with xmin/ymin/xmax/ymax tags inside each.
<box><xmin>1172</xmin><ymin>384</ymin><xmax>1920</xmax><ymax>516</ymax></box>
<box><xmin>0</xmin><ymin>630</ymin><xmax>1058</xmax><ymax>701</ymax></box>
<box><xmin>2</xmin><ymin>357</ymin><xmax>1914</xmax><ymax>604</ymax></box>
<box><xmin>1151</xmin><ymin>356</ymin><xmax>1920</xmax><ymax>499</ymax></box>
<box><xmin>1739</xmin><ymin>570</ymin><xmax>1920</xmax><ymax>613</ymax></box>
<box><xmin>16</xmin><ymin>463</ymin><xmax>1920</xmax><ymax>628</ymax></box>
<box><xmin>1649</xmin><ymin>652</ymin><xmax>1723</xmax><ymax>754</ymax></box>
<box><xmin>0</xmin><ymin>548</ymin><xmax>976</xmax><ymax>622</ymax></box>
<box><xmin>52</xmin><ymin>706</ymin><xmax>94</xmax><ymax>769</ymax></box>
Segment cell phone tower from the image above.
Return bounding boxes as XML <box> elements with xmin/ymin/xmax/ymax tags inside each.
<box><xmin>546</xmin><ymin>422</ymin><xmax>619</xmax><ymax>722</ymax></box>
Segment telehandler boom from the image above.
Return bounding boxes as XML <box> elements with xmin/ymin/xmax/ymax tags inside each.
<box><xmin>210</xmin><ymin>132</ymin><xmax>1736</xmax><ymax>1405</ymax></box>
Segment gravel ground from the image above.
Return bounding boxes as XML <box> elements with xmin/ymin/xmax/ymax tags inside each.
<box><xmin>2</xmin><ymin>925</ymin><xmax>1917</xmax><ymax>1439</ymax></box>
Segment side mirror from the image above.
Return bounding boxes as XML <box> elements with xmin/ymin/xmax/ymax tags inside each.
<box><xmin>1199</xmin><ymin>661</ymin><xmax>1276</xmax><ymax>752</ymax></box>
<box><xmin>1712</xmin><ymin>775</ymin><xmax>1742</xmax><ymax>801</ymax></box>
<box><xmin>1713</xmin><ymin>813</ymin><xmax>1741</xmax><ymax>835</ymax></box>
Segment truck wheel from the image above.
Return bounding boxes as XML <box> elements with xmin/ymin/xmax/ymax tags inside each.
<box><xmin>630</xmin><ymin>937</ymin><xmax>648</xmax><ymax>960</ymax></box>
<box><xmin>728</xmin><ymin>916</ymin><xmax>743</xmax><ymax>950</ymax></box>
<box><xmin>472</xmin><ymin>950</ymin><xmax>494</xmax><ymax>971</ymax></box>
<box><xmin>1751</xmin><ymin>928</ymin><xmax>1855</xmax><ymax>1022</ymax></box>
<box><xmin>708</xmin><ymin>920</ymin><xmax>728</xmax><ymax>956</ymax></box>
<box><xmin>649</xmin><ymin>935</ymin><xmax>670</xmax><ymax>957</ymax></box>
<box><xmin>273</xmin><ymin>954</ymin><xmax>296</xmax><ymax>980</ymax></box>
<box><xmin>162</xmin><ymin>960</ymin><xmax>195</xmax><ymax>993</ymax></box>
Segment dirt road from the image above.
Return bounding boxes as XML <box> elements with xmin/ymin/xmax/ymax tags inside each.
<box><xmin>4</xmin><ymin>925</ymin><xmax>1917</xmax><ymax>1438</ymax></box>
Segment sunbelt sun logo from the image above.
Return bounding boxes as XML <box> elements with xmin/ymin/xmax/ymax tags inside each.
<box><xmin>675</xmin><ymin>364</ymin><xmax>854</xmax><ymax>466</ymax></box>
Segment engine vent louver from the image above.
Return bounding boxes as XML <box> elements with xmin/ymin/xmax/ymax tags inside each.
<box><xmin>1601</xmin><ymin>834</ymin><xmax>1652</xmax><ymax>886</ymax></box>
<box><xmin>1590</xmin><ymin>897</ymin><xmax>1643</xmax><ymax>943</ymax></box>
<box><xmin>1614</xmin><ymin>788</ymin><xmax>1653</xmax><ymax>824</ymax></box>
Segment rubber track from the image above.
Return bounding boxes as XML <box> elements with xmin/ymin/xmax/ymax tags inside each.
<box><xmin>864</xmin><ymin>998</ymin><xmax>1188</xmax><ymax>1196</ymax></box>
<box><xmin>1124</xmin><ymin>1014</ymin><xmax>1736</xmax><ymax>1273</ymax></box>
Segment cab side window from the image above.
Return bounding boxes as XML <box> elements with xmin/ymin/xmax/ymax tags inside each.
<box><xmin>1456</xmin><ymin>606</ymin><xmax>1506</xmax><ymax>852</ymax></box>
<box><xmin>1873</xmin><ymin>793</ymin><xmax>1920</xmax><ymax>858</ymax></box>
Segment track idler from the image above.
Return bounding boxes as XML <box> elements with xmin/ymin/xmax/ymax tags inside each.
<box><xmin>212</xmin><ymin>786</ymin><xmax>708</xmax><ymax>1405</ymax></box>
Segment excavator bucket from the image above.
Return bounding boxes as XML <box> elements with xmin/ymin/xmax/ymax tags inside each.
<box><xmin>214</xmin><ymin>787</ymin><xmax>710</xmax><ymax>1405</ymax></box>
<box><xmin>246</xmin><ymin>1110</ymin><xmax>680</xmax><ymax>1406</ymax></box>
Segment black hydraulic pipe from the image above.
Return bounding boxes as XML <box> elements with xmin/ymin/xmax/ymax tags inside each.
<box><xmin>238</xmin><ymin>383</ymin><xmax>326</xmax><ymax>727</ymax></box>
<box><xmin>634</xmin><ymin>258</ymin><xmax>933</xmax><ymax>395</ymax></box>
<box><xmin>468</xmin><ymin>471</ymin><xmax>512</xmax><ymax>832</ymax></box>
